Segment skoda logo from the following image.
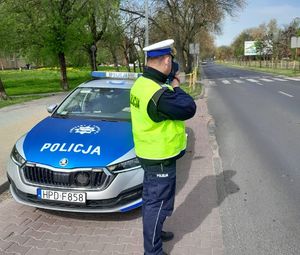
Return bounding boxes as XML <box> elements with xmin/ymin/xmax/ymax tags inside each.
<box><xmin>59</xmin><ymin>158</ymin><xmax>68</xmax><ymax>167</ymax></box>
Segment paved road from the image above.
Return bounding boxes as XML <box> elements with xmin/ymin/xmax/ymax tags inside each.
<box><xmin>203</xmin><ymin>63</ymin><xmax>300</xmax><ymax>255</ymax></box>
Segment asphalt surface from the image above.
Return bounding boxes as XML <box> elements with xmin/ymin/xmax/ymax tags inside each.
<box><xmin>203</xmin><ymin>63</ymin><xmax>300</xmax><ymax>255</ymax></box>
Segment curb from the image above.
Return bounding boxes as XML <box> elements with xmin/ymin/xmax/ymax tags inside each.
<box><xmin>193</xmin><ymin>80</ymin><xmax>205</xmax><ymax>100</ymax></box>
<box><xmin>199</xmin><ymin>83</ymin><xmax>205</xmax><ymax>99</ymax></box>
<box><xmin>10</xmin><ymin>91</ymin><xmax>67</xmax><ymax>98</ymax></box>
<box><xmin>201</xmin><ymin>77</ymin><xmax>224</xmax><ymax>175</ymax></box>
<box><xmin>203</xmin><ymin>79</ymin><xmax>229</xmax><ymax>202</ymax></box>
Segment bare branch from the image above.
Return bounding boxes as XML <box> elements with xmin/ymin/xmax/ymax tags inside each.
<box><xmin>120</xmin><ymin>7</ymin><xmax>168</xmax><ymax>34</ymax></box>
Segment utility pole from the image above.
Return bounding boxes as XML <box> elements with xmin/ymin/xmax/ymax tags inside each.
<box><xmin>144</xmin><ymin>0</ymin><xmax>149</xmax><ymax>64</ymax></box>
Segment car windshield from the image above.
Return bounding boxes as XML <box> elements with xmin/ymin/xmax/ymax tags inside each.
<box><xmin>54</xmin><ymin>87</ymin><xmax>130</xmax><ymax>121</ymax></box>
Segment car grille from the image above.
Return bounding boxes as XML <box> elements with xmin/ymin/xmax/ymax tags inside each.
<box><xmin>9</xmin><ymin>178</ymin><xmax>143</xmax><ymax>210</ymax></box>
<box><xmin>22</xmin><ymin>165</ymin><xmax>115</xmax><ymax>190</ymax></box>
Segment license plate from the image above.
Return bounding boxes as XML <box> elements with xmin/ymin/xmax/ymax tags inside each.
<box><xmin>37</xmin><ymin>188</ymin><xmax>86</xmax><ymax>204</ymax></box>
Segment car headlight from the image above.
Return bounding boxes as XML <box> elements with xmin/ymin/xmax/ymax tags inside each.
<box><xmin>107</xmin><ymin>158</ymin><xmax>140</xmax><ymax>173</ymax></box>
<box><xmin>11</xmin><ymin>145</ymin><xmax>26</xmax><ymax>166</ymax></box>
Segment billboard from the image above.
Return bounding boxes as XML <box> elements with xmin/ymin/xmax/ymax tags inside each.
<box><xmin>244</xmin><ymin>41</ymin><xmax>257</xmax><ymax>56</ymax></box>
<box><xmin>244</xmin><ymin>41</ymin><xmax>273</xmax><ymax>56</ymax></box>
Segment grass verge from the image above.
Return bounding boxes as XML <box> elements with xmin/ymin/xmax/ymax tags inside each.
<box><xmin>0</xmin><ymin>68</ymin><xmax>91</xmax><ymax>96</ymax></box>
<box><xmin>0</xmin><ymin>96</ymin><xmax>46</xmax><ymax>109</ymax></box>
<box><xmin>0</xmin><ymin>67</ymin><xmax>201</xmax><ymax>109</ymax></box>
<box><xmin>181</xmin><ymin>82</ymin><xmax>202</xmax><ymax>99</ymax></box>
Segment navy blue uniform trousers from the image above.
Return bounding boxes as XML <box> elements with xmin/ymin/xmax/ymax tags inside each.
<box><xmin>141</xmin><ymin>161</ymin><xmax>176</xmax><ymax>255</ymax></box>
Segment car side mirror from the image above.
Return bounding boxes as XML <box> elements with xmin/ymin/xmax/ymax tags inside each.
<box><xmin>47</xmin><ymin>104</ymin><xmax>58</xmax><ymax>114</ymax></box>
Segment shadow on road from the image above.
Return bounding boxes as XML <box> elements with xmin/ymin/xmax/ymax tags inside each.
<box><xmin>176</xmin><ymin>127</ymin><xmax>202</xmax><ymax>195</ymax></box>
<box><xmin>165</xmin><ymin>170</ymin><xmax>239</xmax><ymax>253</ymax></box>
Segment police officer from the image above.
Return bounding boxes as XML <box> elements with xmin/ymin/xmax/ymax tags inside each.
<box><xmin>130</xmin><ymin>39</ymin><xmax>196</xmax><ymax>255</ymax></box>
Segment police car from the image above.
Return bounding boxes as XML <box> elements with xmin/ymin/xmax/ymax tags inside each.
<box><xmin>7</xmin><ymin>71</ymin><xmax>144</xmax><ymax>213</ymax></box>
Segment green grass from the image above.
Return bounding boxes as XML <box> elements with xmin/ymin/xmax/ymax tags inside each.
<box><xmin>0</xmin><ymin>95</ymin><xmax>46</xmax><ymax>108</ymax></box>
<box><xmin>0</xmin><ymin>67</ymin><xmax>200</xmax><ymax>109</ymax></box>
<box><xmin>0</xmin><ymin>68</ymin><xmax>91</xmax><ymax>96</ymax></box>
<box><xmin>181</xmin><ymin>82</ymin><xmax>202</xmax><ymax>99</ymax></box>
<box><xmin>218</xmin><ymin>61</ymin><xmax>300</xmax><ymax>77</ymax></box>
<box><xmin>0</xmin><ymin>66</ymin><xmax>142</xmax><ymax>97</ymax></box>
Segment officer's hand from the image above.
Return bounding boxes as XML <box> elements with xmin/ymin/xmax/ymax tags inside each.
<box><xmin>171</xmin><ymin>72</ymin><xmax>180</xmax><ymax>88</ymax></box>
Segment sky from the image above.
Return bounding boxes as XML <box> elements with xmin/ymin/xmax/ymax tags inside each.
<box><xmin>215</xmin><ymin>0</ymin><xmax>300</xmax><ymax>46</ymax></box>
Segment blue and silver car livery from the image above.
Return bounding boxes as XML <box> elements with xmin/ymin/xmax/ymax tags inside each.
<box><xmin>7</xmin><ymin>72</ymin><xmax>143</xmax><ymax>213</ymax></box>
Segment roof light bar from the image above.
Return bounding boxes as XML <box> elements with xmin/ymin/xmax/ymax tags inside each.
<box><xmin>91</xmin><ymin>71</ymin><xmax>142</xmax><ymax>80</ymax></box>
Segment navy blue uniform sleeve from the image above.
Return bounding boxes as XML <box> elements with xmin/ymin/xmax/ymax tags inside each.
<box><xmin>147</xmin><ymin>87</ymin><xmax>196</xmax><ymax>122</ymax></box>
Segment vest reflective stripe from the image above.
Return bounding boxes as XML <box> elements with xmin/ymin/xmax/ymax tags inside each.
<box><xmin>130</xmin><ymin>76</ymin><xmax>186</xmax><ymax>160</ymax></box>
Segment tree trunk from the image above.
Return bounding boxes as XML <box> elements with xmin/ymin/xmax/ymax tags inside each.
<box><xmin>58</xmin><ymin>52</ymin><xmax>69</xmax><ymax>91</ymax></box>
<box><xmin>136</xmin><ymin>51</ymin><xmax>143</xmax><ymax>72</ymax></box>
<box><xmin>174</xmin><ymin>39</ymin><xmax>186</xmax><ymax>73</ymax></box>
<box><xmin>259</xmin><ymin>52</ymin><xmax>262</xmax><ymax>68</ymax></box>
<box><xmin>111</xmin><ymin>49</ymin><xmax>120</xmax><ymax>72</ymax></box>
<box><xmin>88</xmin><ymin>45</ymin><xmax>98</xmax><ymax>71</ymax></box>
<box><xmin>0</xmin><ymin>78</ymin><xmax>9</xmax><ymax>100</ymax></box>
<box><xmin>123</xmin><ymin>50</ymin><xmax>130</xmax><ymax>72</ymax></box>
<box><xmin>186</xmin><ymin>53</ymin><xmax>193</xmax><ymax>74</ymax></box>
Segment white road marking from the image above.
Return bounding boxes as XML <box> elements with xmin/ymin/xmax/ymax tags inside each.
<box><xmin>257</xmin><ymin>83</ymin><xmax>263</xmax><ymax>86</ymax></box>
<box><xmin>260</xmin><ymin>78</ymin><xmax>273</xmax><ymax>82</ymax></box>
<box><xmin>222</xmin><ymin>80</ymin><xmax>231</xmax><ymax>84</ymax></box>
<box><xmin>246</xmin><ymin>79</ymin><xmax>259</xmax><ymax>83</ymax></box>
<box><xmin>286</xmin><ymin>77</ymin><xmax>300</xmax><ymax>81</ymax></box>
<box><xmin>233</xmin><ymin>80</ymin><xmax>244</xmax><ymax>83</ymax></box>
<box><xmin>273</xmin><ymin>78</ymin><xmax>287</xmax><ymax>81</ymax></box>
<box><xmin>278</xmin><ymin>91</ymin><xmax>294</xmax><ymax>98</ymax></box>
<box><xmin>209</xmin><ymin>80</ymin><xmax>216</xmax><ymax>86</ymax></box>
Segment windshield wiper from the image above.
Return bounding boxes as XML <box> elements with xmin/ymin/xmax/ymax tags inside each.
<box><xmin>53</xmin><ymin>113</ymin><xmax>70</xmax><ymax>119</ymax></box>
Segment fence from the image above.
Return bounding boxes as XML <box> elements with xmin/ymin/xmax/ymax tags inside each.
<box><xmin>227</xmin><ymin>59</ymin><xmax>300</xmax><ymax>71</ymax></box>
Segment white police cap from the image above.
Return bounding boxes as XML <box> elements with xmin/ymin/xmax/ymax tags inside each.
<box><xmin>143</xmin><ymin>39</ymin><xmax>174</xmax><ymax>58</ymax></box>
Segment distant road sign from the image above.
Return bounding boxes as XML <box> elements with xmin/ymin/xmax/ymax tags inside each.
<box><xmin>189</xmin><ymin>43</ymin><xmax>199</xmax><ymax>54</ymax></box>
<box><xmin>291</xmin><ymin>37</ymin><xmax>300</xmax><ymax>48</ymax></box>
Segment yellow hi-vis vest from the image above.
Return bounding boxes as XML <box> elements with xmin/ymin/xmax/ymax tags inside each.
<box><xmin>130</xmin><ymin>76</ymin><xmax>187</xmax><ymax>160</ymax></box>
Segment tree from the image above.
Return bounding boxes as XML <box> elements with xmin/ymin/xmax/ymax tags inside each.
<box><xmin>0</xmin><ymin>78</ymin><xmax>8</xmax><ymax>100</ymax></box>
<box><xmin>40</xmin><ymin>0</ymin><xmax>89</xmax><ymax>90</ymax></box>
<box><xmin>0</xmin><ymin>1</ymin><xmax>18</xmax><ymax>100</ymax></box>
<box><xmin>120</xmin><ymin>2</ymin><xmax>144</xmax><ymax>72</ymax></box>
<box><xmin>196</xmin><ymin>30</ymin><xmax>216</xmax><ymax>61</ymax></box>
<box><xmin>108</xmin><ymin>0</ymin><xmax>145</xmax><ymax>71</ymax></box>
<box><xmin>80</xmin><ymin>0</ymin><xmax>120</xmax><ymax>71</ymax></box>
<box><xmin>216</xmin><ymin>46</ymin><xmax>233</xmax><ymax>61</ymax></box>
<box><xmin>153</xmin><ymin>0</ymin><xmax>245</xmax><ymax>72</ymax></box>
<box><xmin>121</xmin><ymin>0</ymin><xmax>245</xmax><ymax>73</ymax></box>
<box><xmin>4</xmin><ymin>0</ymin><xmax>89</xmax><ymax>90</ymax></box>
<box><xmin>231</xmin><ymin>30</ymin><xmax>253</xmax><ymax>59</ymax></box>
<box><xmin>230</xmin><ymin>18</ymin><xmax>300</xmax><ymax>65</ymax></box>
<box><xmin>0</xmin><ymin>1</ymin><xmax>21</xmax><ymax>68</ymax></box>
<box><xmin>280</xmin><ymin>18</ymin><xmax>300</xmax><ymax>60</ymax></box>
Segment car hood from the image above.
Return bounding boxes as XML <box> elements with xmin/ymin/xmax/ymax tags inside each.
<box><xmin>23</xmin><ymin>117</ymin><xmax>134</xmax><ymax>169</ymax></box>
